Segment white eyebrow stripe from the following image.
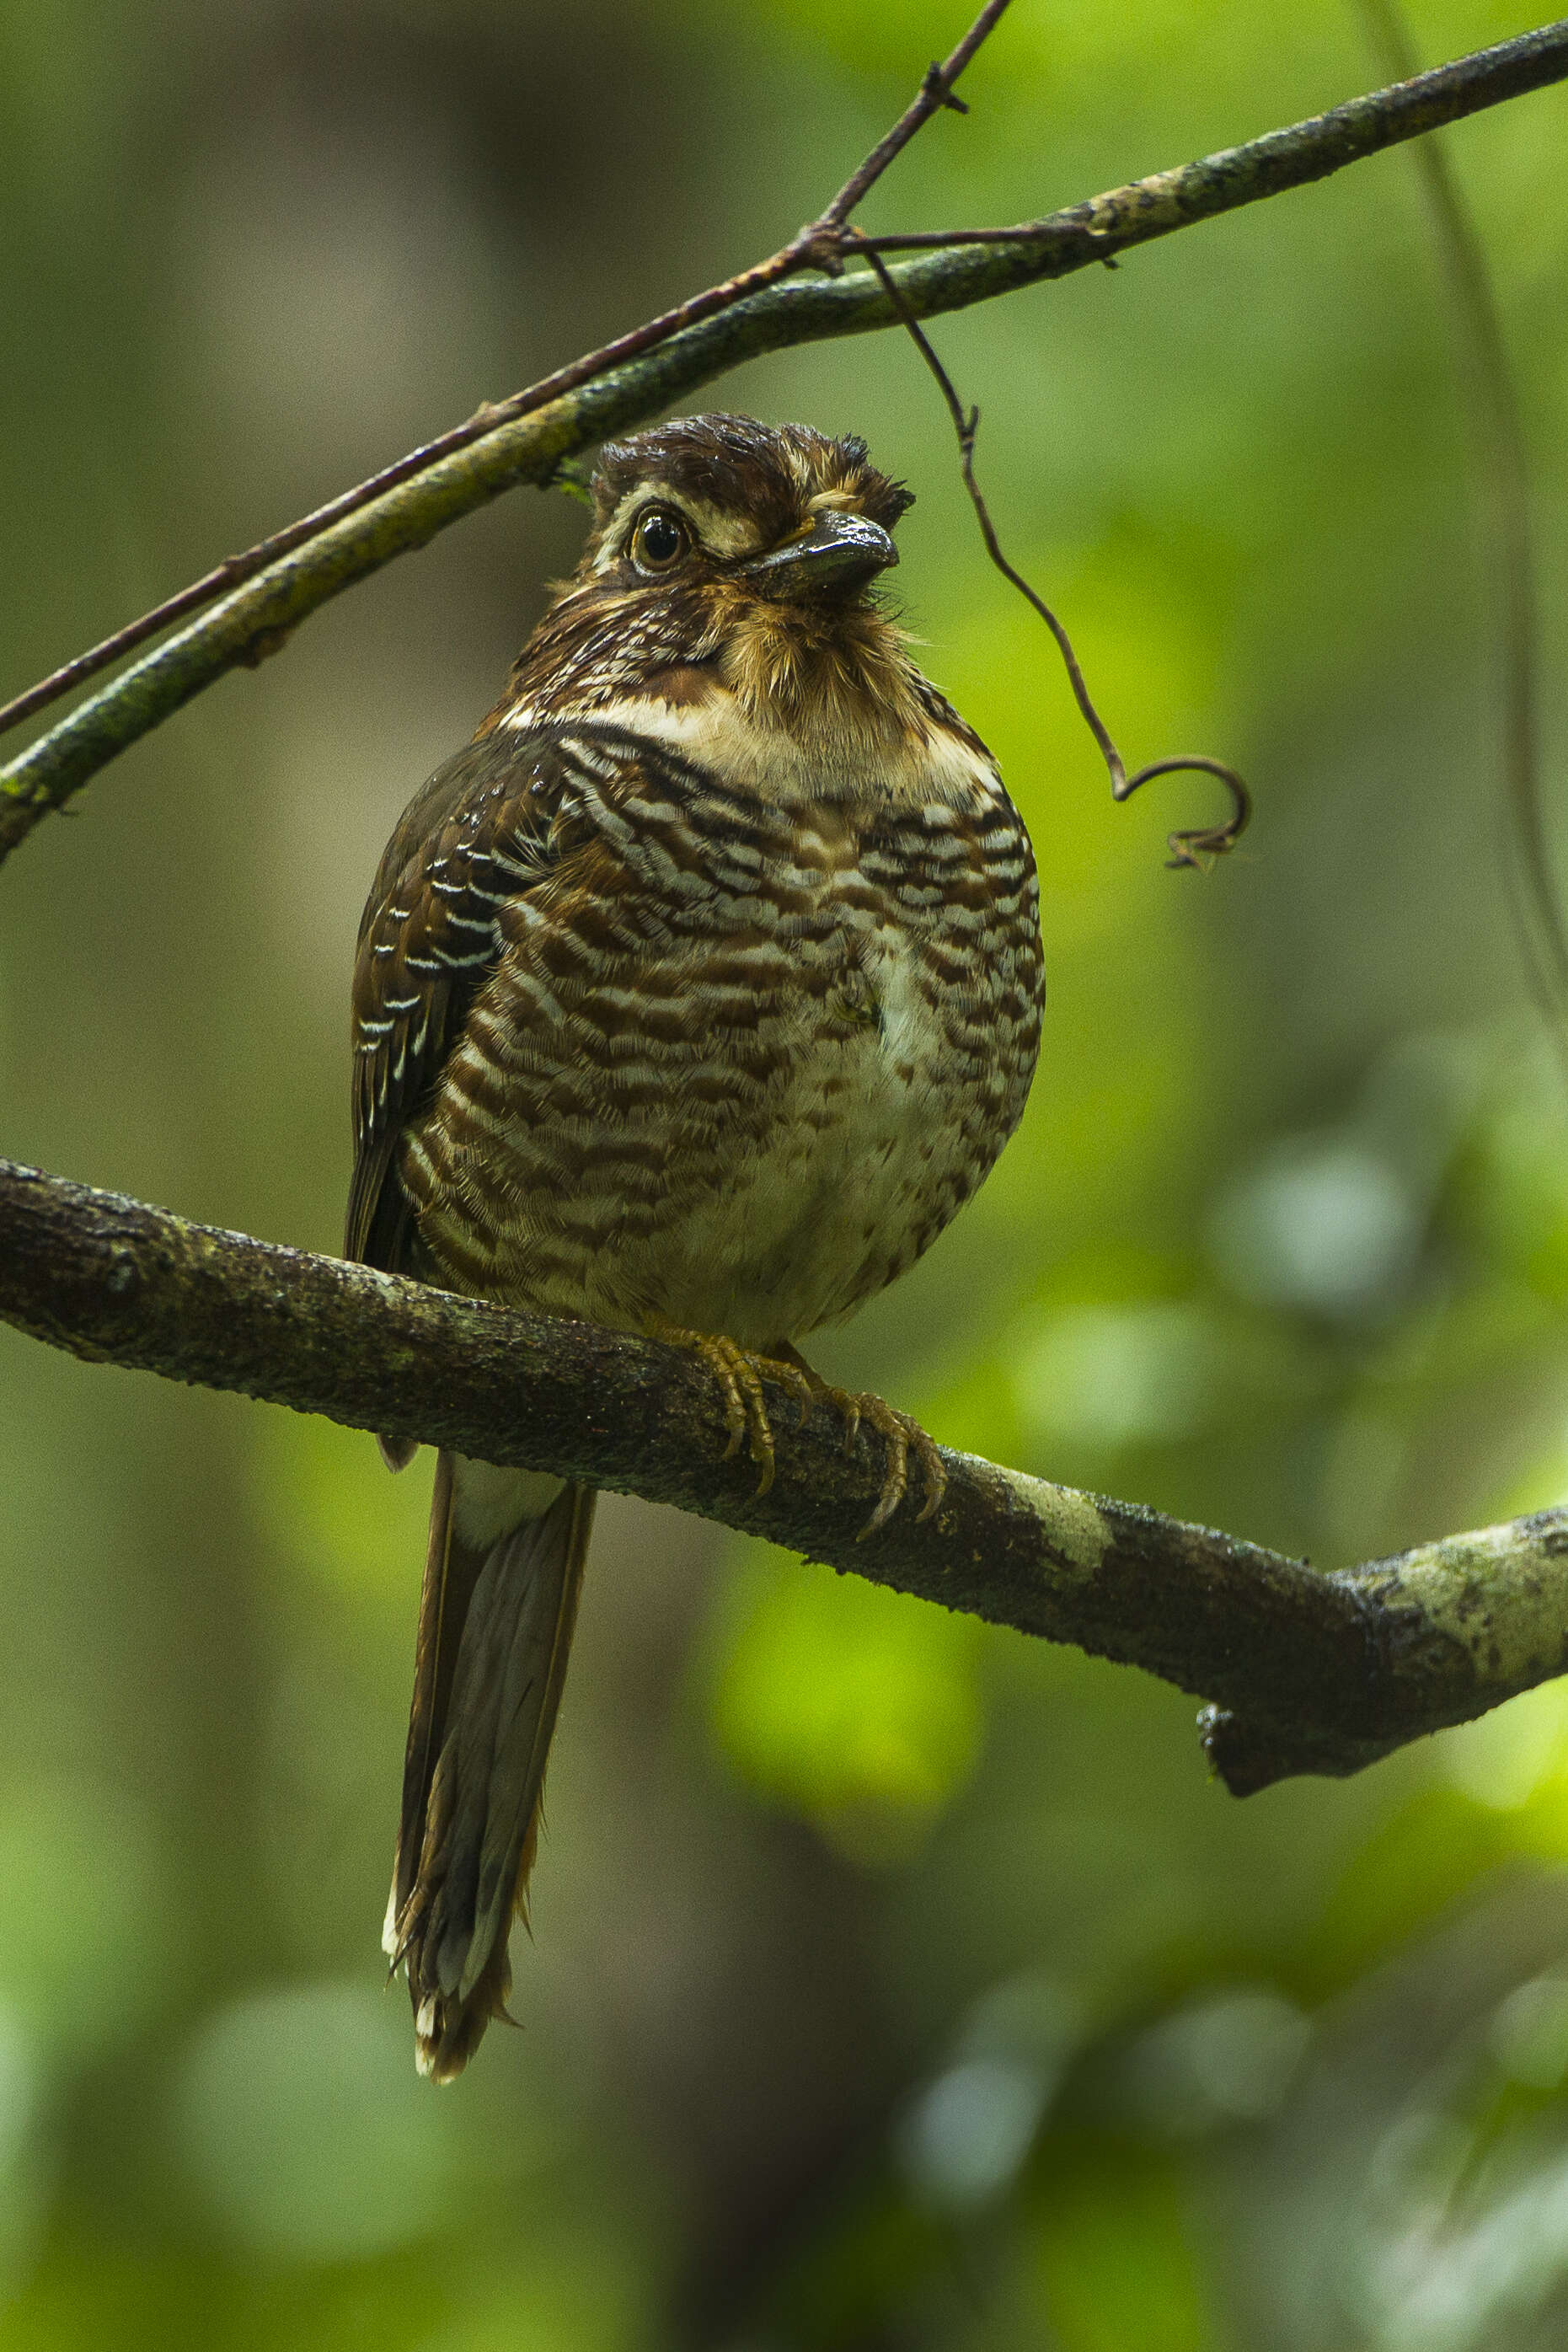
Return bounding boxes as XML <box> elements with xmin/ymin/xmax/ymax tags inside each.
<box><xmin>591</xmin><ymin>484</ymin><xmax>763</xmax><ymax>571</ymax></box>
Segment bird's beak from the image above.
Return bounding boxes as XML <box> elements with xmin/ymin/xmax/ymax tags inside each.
<box><xmin>741</xmin><ymin>511</ymin><xmax>898</xmax><ymax>600</ymax></box>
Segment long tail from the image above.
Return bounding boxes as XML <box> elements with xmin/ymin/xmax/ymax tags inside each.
<box><xmin>383</xmin><ymin>1450</ymin><xmax>595</xmax><ymax>2081</ymax></box>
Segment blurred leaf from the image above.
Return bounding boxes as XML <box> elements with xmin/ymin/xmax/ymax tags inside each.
<box><xmin>1013</xmin><ymin>1299</ymin><xmax>1226</xmax><ymax>1450</ymax></box>
<box><xmin>167</xmin><ymin>1979</ymin><xmax>475</xmax><ymax>2262</ymax></box>
<box><xmin>1305</xmin><ymin>1787</ymin><xmax>1517</xmax><ymax>1997</ymax></box>
<box><xmin>418</xmin><ymin>2236</ymin><xmax>651</xmax><ymax>2352</ymax></box>
<box><xmin>247</xmin><ymin>1410</ymin><xmax>431</xmax><ymax>1611</ymax></box>
<box><xmin>1028</xmin><ymin>2147</ymin><xmax>1217</xmax><ymax>2352</ymax></box>
<box><xmin>0</xmin><ymin>2233</ymin><xmax>230</xmax><ymax>2352</ymax></box>
<box><xmin>706</xmin><ymin>1546</ymin><xmax>984</xmax><ymax>1859</ymax></box>
<box><xmin>0</xmin><ymin>1776</ymin><xmax>176</xmax><ymax>2070</ymax></box>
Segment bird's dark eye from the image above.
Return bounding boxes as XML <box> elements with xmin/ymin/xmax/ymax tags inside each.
<box><xmin>630</xmin><ymin>506</ymin><xmax>689</xmax><ymax>572</ymax></box>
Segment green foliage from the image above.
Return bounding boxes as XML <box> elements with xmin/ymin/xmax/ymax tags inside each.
<box><xmin>1028</xmin><ymin>2150</ymin><xmax>1217</xmax><ymax>2352</ymax></box>
<box><xmin>707</xmin><ymin>1546</ymin><xmax>984</xmax><ymax>1856</ymax></box>
<box><xmin>3</xmin><ymin>1</ymin><xmax>1568</xmax><ymax>2345</ymax></box>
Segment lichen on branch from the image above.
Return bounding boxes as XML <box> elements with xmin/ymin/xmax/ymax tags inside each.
<box><xmin>3</xmin><ymin>1155</ymin><xmax>1565</xmax><ymax>1799</ymax></box>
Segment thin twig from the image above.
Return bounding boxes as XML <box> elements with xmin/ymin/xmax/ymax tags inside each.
<box><xmin>3</xmin><ymin>20</ymin><xmax>1565</xmax><ymax>862</ymax></box>
<box><xmin>0</xmin><ymin>0</ymin><xmax>1012</xmax><ymax>747</ymax></box>
<box><xmin>860</xmin><ymin>244</ymin><xmax>1250</xmax><ymax>867</ymax></box>
<box><xmin>807</xmin><ymin>0</ymin><xmax>1012</xmax><ymax>243</ymax></box>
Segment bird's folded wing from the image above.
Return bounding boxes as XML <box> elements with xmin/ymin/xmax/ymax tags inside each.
<box><xmin>345</xmin><ymin>727</ymin><xmax>568</xmax><ymax>1273</ymax></box>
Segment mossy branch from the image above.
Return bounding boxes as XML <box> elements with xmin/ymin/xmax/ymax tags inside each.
<box><xmin>2</xmin><ymin>18</ymin><xmax>1566</xmax><ymax>859</ymax></box>
<box><xmin>3</xmin><ymin>1155</ymin><xmax>1564</xmax><ymax>1800</ymax></box>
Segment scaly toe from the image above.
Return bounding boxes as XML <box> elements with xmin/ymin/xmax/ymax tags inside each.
<box><xmin>706</xmin><ymin>1342</ymin><xmax>752</xmax><ymax>1461</ymax></box>
<box><xmin>909</xmin><ymin>1422</ymin><xmax>947</xmax><ymax>1524</ymax></box>
<box><xmin>741</xmin><ymin>1352</ymin><xmax>819</xmax><ymax>1491</ymax></box>
<box><xmin>730</xmin><ymin>1347</ymin><xmax>822</xmax><ymax>1491</ymax></box>
<box><xmin>723</xmin><ymin>1345</ymin><xmax>777</xmax><ymax>1494</ymax></box>
<box><xmin>859</xmin><ymin>1403</ymin><xmax>945</xmax><ymax>1535</ymax></box>
<box><xmin>791</xmin><ymin>1379</ymin><xmax>939</xmax><ymax>1538</ymax></box>
<box><xmin>854</xmin><ymin>1395</ymin><xmax>911</xmax><ymax>1538</ymax></box>
<box><xmin>650</xmin><ymin>1321</ymin><xmax>807</xmax><ymax>1496</ymax></box>
<box><xmin>768</xmin><ymin>1358</ymin><xmax>817</xmax><ymax>1427</ymax></box>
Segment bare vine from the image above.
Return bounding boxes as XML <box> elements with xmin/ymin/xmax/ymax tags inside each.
<box><xmin>859</xmin><ymin>241</ymin><xmax>1251</xmax><ymax>866</ymax></box>
<box><xmin>3</xmin><ymin>16</ymin><xmax>1566</xmax><ymax>861</ymax></box>
<box><xmin>1357</xmin><ymin>0</ymin><xmax>1568</xmax><ymax>1092</ymax></box>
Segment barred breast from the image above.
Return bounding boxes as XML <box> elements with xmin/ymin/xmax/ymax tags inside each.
<box><xmin>386</xmin><ymin>719</ymin><xmax>1042</xmax><ymax>1353</ymax></box>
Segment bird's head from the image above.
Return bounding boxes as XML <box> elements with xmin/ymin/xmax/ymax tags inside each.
<box><xmin>501</xmin><ymin>414</ymin><xmax>925</xmax><ymax>748</ymax></box>
<box><xmin>585</xmin><ymin>411</ymin><xmax>911</xmax><ymax>605</ymax></box>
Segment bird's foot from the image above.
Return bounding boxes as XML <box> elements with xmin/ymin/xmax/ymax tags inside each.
<box><xmin>647</xmin><ymin>1321</ymin><xmax>814</xmax><ymax>1497</ymax></box>
<box><xmin>773</xmin><ymin>1345</ymin><xmax>947</xmax><ymax>1538</ymax></box>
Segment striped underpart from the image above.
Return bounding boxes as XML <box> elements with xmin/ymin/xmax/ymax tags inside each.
<box><xmin>352</xmin><ymin>717</ymin><xmax>1041</xmax><ymax>1353</ymax></box>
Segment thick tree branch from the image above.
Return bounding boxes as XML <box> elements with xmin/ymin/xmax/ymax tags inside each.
<box><xmin>3</xmin><ymin>1156</ymin><xmax>1565</xmax><ymax>1799</ymax></box>
<box><xmin>3</xmin><ymin>18</ymin><xmax>1565</xmax><ymax>860</ymax></box>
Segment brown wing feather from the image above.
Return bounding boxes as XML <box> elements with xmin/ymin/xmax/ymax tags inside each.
<box><xmin>345</xmin><ymin>728</ymin><xmax>565</xmax><ymax>1273</ymax></box>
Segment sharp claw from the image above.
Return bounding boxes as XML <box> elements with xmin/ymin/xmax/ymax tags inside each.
<box><xmin>651</xmin><ymin>1321</ymin><xmax>791</xmax><ymax>1492</ymax></box>
<box><xmin>913</xmin><ymin>1436</ymin><xmax>947</xmax><ymax>1524</ymax></box>
<box><xmin>858</xmin><ymin>1481</ymin><xmax>904</xmax><ymax>1540</ymax></box>
<box><xmin>704</xmin><ymin>1350</ymin><xmax>750</xmax><ymax>1459</ymax></box>
<box><xmin>856</xmin><ymin>1410</ymin><xmax>907</xmax><ymax>1539</ymax></box>
<box><xmin>650</xmin><ymin>1327</ymin><xmax>940</xmax><ymax>1531</ymax></box>
<box><xmin>810</xmin><ymin>1385</ymin><xmax>939</xmax><ymax>1536</ymax></box>
<box><xmin>744</xmin><ymin>1398</ymin><xmax>776</xmax><ymax>1485</ymax></box>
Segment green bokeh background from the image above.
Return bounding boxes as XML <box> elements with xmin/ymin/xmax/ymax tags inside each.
<box><xmin>5</xmin><ymin>2</ymin><xmax>1568</xmax><ymax>2344</ymax></box>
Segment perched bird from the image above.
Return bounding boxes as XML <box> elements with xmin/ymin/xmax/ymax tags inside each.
<box><xmin>347</xmin><ymin>412</ymin><xmax>1044</xmax><ymax>2078</ymax></box>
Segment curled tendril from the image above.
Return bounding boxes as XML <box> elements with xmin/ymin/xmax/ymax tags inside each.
<box><xmin>857</xmin><ymin>238</ymin><xmax>1251</xmax><ymax>872</ymax></box>
<box><xmin>1114</xmin><ymin>756</ymin><xmax>1252</xmax><ymax>870</ymax></box>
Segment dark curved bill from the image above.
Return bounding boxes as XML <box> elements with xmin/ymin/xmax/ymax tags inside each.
<box><xmin>741</xmin><ymin>511</ymin><xmax>898</xmax><ymax>599</ymax></box>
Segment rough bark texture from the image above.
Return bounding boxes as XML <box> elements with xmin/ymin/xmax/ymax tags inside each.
<box><xmin>4</xmin><ymin>1156</ymin><xmax>1566</xmax><ymax>1797</ymax></box>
